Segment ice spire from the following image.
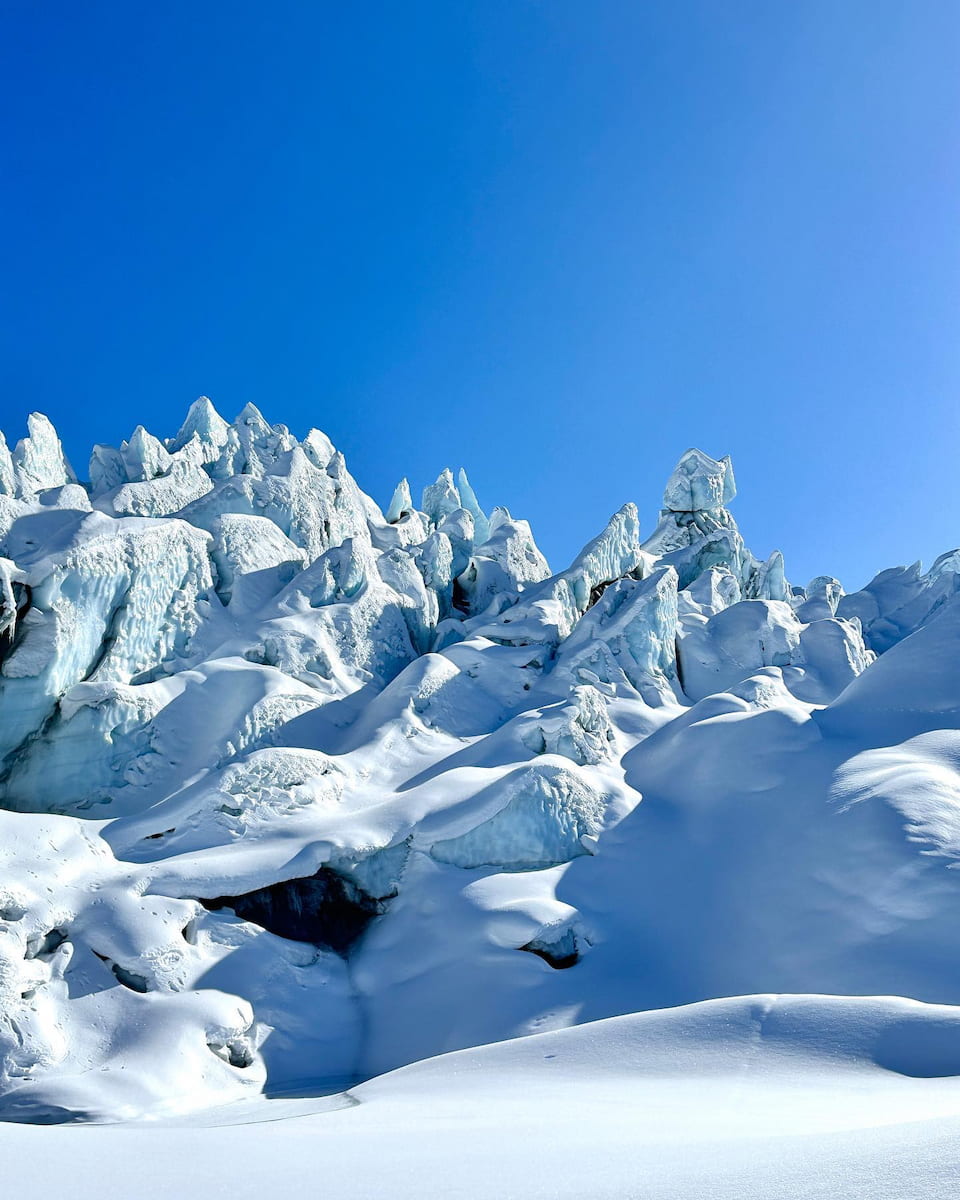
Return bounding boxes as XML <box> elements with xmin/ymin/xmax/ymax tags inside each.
<box><xmin>421</xmin><ymin>469</ymin><xmax>461</xmax><ymax>527</ymax></box>
<box><xmin>170</xmin><ymin>396</ymin><xmax>230</xmax><ymax>454</ymax></box>
<box><xmin>642</xmin><ymin>447</ymin><xmax>741</xmax><ymax>562</ymax></box>
<box><xmin>473</xmin><ymin>502</ymin><xmax>642</xmax><ymax>644</ymax></box>
<box><xmin>89</xmin><ymin>443</ymin><xmax>127</xmax><ymax>494</ymax></box>
<box><xmin>746</xmin><ymin>549</ymin><xmax>788</xmax><ymax>602</ymax></box>
<box><xmin>234</xmin><ymin>402</ymin><xmax>272</xmax><ymax>436</ymax></box>
<box><xmin>121</xmin><ymin>425</ymin><xmax>172</xmax><ymax>482</ymax></box>
<box><xmin>456</xmin><ymin>468</ymin><xmax>490</xmax><ymax>544</ymax></box>
<box><xmin>386</xmin><ymin>478</ymin><xmax>413</xmax><ymax>524</ymax></box>
<box><xmin>230</xmin><ymin>403</ymin><xmax>296</xmax><ymax>476</ymax></box>
<box><xmin>12</xmin><ymin>413</ymin><xmax>76</xmax><ymax>496</ymax></box>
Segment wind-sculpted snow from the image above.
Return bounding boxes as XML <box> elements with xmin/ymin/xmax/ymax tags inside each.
<box><xmin>1</xmin><ymin>399</ymin><xmax>960</xmax><ymax>1125</ymax></box>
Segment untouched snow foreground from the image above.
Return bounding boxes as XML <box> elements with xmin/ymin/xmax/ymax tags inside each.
<box><xmin>2</xmin><ymin>401</ymin><xmax>960</xmax><ymax>1193</ymax></box>
<box><xmin>5</xmin><ymin>996</ymin><xmax>960</xmax><ymax>1200</ymax></box>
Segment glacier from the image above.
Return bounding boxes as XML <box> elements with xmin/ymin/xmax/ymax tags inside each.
<box><xmin>2</xmin><ymin>402</ymin><xmax>960</xmax><ymax>1194</ymax></box>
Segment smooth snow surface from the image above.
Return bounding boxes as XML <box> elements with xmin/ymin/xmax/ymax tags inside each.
<box><xmin>2</xmin><ymin>404</ymin><xmax>960</xmax><ymax>1195</ymax></box>
<box><xmin>4</xmin><ymin>996</ymin><xmax>960</xmax><ymax>1199</ymax></box>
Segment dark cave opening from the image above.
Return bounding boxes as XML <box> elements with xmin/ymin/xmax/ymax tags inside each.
<box><xmin>199</xmin><ymin>867</ymin><xmax>386</xmax><ymax>955</ymax></box>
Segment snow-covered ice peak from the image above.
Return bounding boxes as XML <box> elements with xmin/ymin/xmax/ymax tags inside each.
<box><xmin>121</xmin><ymin>424</ymin><xmax>173</xmax><ymax>482</ymax></box>
<box><xmin>169</xmin><ymin>395</ymin><xmax>232</xmax><ymax>455</ymax></box>
<box><xmin>466</xmin><ymin>501</ymin><xmax>644</xmax><ymax>648</ymax></box>
<box><xmin>11</xmin><ymin>412</ymin><xmax>76</xmax><ymax>498</ymax></box>
<box><xmin>422</xmin><ymin>468</ymin><xmax>461</xmax><ymax>527</ymax></box>
<box><xmin>642</xmin><ymin>449</ymin><xmax>741</xmax><ymax>563</ymax></box>
<box><xmin>234</xmin><ymin>401</ymin><xmax>273</xmax><ymax>435</ymax></box>
<box><xmin>662</xmin><ymin>447</ymin><xmax>736</xmax><ymax>513</ymax></box>
<box><xmin>1</xmin><ymin>408</ymin><xmax>960</xmax><ymax>1127</ymax></box>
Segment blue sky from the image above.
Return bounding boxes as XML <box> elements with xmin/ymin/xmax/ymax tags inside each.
<box><xmin>2</xmin><ymin>2</ymin><xmax>958</xmax><ymax>587</ymax></box>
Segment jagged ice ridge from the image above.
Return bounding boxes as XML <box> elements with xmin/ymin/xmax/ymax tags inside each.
<box><xmin>2</xmin><ymin>398</ymin><xmax>960</xmax><ymax>1129</ymax></box>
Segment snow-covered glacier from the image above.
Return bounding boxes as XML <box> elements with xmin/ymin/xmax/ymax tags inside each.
<box><xmin>3</xmin><ymin>399</ymin><xmax>960</xmax><ymax>1192</ymax></box>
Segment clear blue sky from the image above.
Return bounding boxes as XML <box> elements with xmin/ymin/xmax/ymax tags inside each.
<box><xmin>2</xmin><ymin>2</ymin><xmax>958</xmax><ymax>588</ymax></box>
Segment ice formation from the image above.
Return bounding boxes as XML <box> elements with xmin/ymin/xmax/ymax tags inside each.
<box><xmin>1</xmin><ymin>405</ymin><xmax>960</xmax><ymax>1130</ymax></box>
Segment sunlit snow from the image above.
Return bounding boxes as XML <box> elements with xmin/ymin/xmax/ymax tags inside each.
<box><xmin>2</xmin><ymin>403</ymin><xmax>960</xmax><ymax>1195</ymax></box>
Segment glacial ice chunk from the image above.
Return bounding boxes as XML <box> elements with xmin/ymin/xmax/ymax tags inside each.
<box><xmin>89</xmin><ymin>444</ymin><xmax>127</xmax><ymax>495</ymax></box>
<box><xmin>745</xmin><ymin>550</ymin><xmax>789</xmax><ymax>602</ymax></box>
<box><xmin>481</xmin><ymin>508</ymin><xmax>550</xmax><ymax>586</ymax></box>
<box><xmin>520</xmin><ymin>685</ymin><xmax>616</xmax><ymax>766</ymax></box>
<box><xmin>683</xmin><ymin>565</ymin><xmax>742</xmax><ymax>614</ymax></box>
<box><xmin>474</xmin><ymin>503</ymin><xmax>644</xmax><ymax>645</ymax></box>
<box><xmin>429</xmin><ymin>763</ymin><xmax>608</xmax><ymax>871</ymax></box>
<box><xmin>376</xmin><ymin>548</ymin><xmax>437</xmax><ymax>653</ymax></box>
<box><xmin>0</xmin><ymin>514</ymin><xmax>213</xmax><ymax>784</ymax></box>
<box><xmin>210</xmin><ymin>514</ymin><xmax>306</xmax><ymax>609</ymax></box>
<box><xmin>662</xmin><ymin>448</ymin><xmax>736</xmax><ymax>513</ymax></box>
<box><xmin>418</xmin><ymin>531</ymin><xmax>455</xmax><ymax>613</ymax></box>
<box><xmin>438</xmin><ymin>508</ymin><xmax>475</xmax><ymax>581</ymax></box>
<box><xmin>456</xmin><ymin>507</ymin><xmax>550</xmax><ymax>619</ymax></box>
<box><xmin>301</xmin><ymin>429</ymin><xmax>336</xmax><ymax>471</ymax></box>
<box><xmin>556</xmin><ymin>566</ymin><xmax>680</xmax><ymax>703</ymax></box>
<box><xmin>797</xmin><ymin>576</ymin><xmax>844</xmax><ymax>622</ymax></box>
<box><xmin>243</xmin><ymin>536</ymin><xmax>422</xmax><ymax>691</ymax></box>
<box><xmin>793</xmin><ymin>616</ymin><xmax>874</xmax><ymax>703</ymax></box>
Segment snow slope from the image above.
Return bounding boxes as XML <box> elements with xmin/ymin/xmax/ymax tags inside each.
<box><xmin>4</xmin><ymin>995</ymin><xmax>960</xmax><ymax>1199</ymax></box>
<box><xmin>2</xmin><ymin>400</ymin><xmax>960</xmax><ymax>1192</ymax></box>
